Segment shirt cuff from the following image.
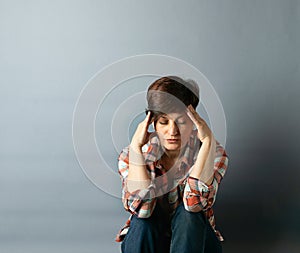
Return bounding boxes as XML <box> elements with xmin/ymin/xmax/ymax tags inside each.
<box><xmin>123</xmin><ymin>180</ymin><xmax>157</xmax><ymax>218</ymax></box>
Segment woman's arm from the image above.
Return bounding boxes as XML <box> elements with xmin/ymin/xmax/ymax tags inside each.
<box><xmin>189</xmin><ymin>136</ymin><xmax>216</xmax><ymax>184</ymax></box>
<box><xmin>118</xmin><ymin>146</ymin><xmax>157</xmax><ymax>218</ymax></box>
<box><xmin>186</xmin><ymin>105</ymin><xmax>216</xmax><ymax>184</ymax></box>
<box><xmin>118</xmin><ymin>112</ymin><xmax>157</xmax><ymax>218</ymax></box>
<box><xmin>126</xmin><ymin>145</ymin><xmax>151</xmax><ymax>192</ymax></box>
<box><xmin>184</xmin><ymin>105</ymin><xmax>228</xmax><ymax>212</ymax></box>
<box><xmin>126</xmin><ymin>112</ymin><xmax>152</xmax><ymax>192</ymax></box>
<box><xmin>183</xmin><ymin>141</ymin><xmax>228</xmax><ymax>212</ymax></box>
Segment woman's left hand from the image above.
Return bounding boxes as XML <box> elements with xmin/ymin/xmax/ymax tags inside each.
<box><xmin>186</xmin><ymin>105</ymin><xmax>212</xmax><ymax>142</ymax></box>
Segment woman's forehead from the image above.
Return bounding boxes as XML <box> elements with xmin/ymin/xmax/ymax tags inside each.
<box><xmin>159</xmin><ymin>111</ymin><xmax>187</xmax><ymax>120</ymax></box>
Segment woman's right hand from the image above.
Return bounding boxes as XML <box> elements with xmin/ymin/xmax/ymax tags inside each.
<box><xmin>130</xmin><ymin>111</ymin><xmax>152</xmax><ymax>151</ymax></box>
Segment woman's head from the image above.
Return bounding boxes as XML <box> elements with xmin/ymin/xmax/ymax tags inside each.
<box><xmin>146</xmin><ymin>76</ymin><xmax>199</xmax><ymax>118</ymax></box>
<box><xmin>146</xmin><ymin>76</ymin><xmax>199</xmax><ymax>153</ymax></box>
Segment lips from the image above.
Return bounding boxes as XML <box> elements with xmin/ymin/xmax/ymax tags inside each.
<box><xmin>166</xmin><ymin>139</ymin><xmax>180</xmax><ymax>143</ymax></box>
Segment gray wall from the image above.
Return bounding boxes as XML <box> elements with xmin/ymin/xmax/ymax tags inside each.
<box><xmin>1</xmin><ymin>0</ymin><xmax>299</xmax><ymax>252</ymax></box>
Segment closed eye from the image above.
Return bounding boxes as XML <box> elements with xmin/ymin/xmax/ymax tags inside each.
<box><xmin>158</xmin><ymin>121</ymin><xmax>168</xmax><ymax>125</ymax></box>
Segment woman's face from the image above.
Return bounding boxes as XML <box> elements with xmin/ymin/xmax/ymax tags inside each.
<box><xmin>154</xmin><ymin>111</ymin><xmax>194</xmax><ymax>152</ymax></box>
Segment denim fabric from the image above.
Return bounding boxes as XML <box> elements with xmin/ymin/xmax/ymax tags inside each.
<box><xmin>121</xmin><ymin>203</ymin><xmax>222</xmax><ymax>253</ymax></box>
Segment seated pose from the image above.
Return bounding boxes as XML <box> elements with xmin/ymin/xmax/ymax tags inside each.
<box><xmin>116</xmin><ymin>76</ymin><xmax>229</xmax><ymax>253</ymax></box>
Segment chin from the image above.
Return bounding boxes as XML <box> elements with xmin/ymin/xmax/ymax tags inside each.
<box><xmin>163</xmin><ymin>143</ymin><xmax>181</xmax><ymax>150</ymax></box>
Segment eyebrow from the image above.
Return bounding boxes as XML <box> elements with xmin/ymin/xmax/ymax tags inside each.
<box><xmin>160</xmin><ymin>115</ymin><xmax>185</xmax><ymax>120</ymax></box>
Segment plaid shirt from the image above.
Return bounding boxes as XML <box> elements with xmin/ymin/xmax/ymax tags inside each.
<box><xmin>115</xmin><ymin>130</ymin><xmax>229</xmax><ymax>242</ymax></box>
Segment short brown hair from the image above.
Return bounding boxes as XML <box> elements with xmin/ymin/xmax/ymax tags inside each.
<box><xmin>146</xmin><ymin>76</ymin><xmax>199</xmax><ymax>122</ymax></box>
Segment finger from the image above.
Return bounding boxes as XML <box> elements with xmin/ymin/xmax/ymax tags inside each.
<box><xmin>187</xmin><ymin>113</ymin><xmax>202</xmax><ymax>131</ymax></box>
<box><xmin>141</xmin><ymin>111</ymin><xmax>152</xmax><ymax>131</ymax></box>
<box><xmin>186</xmin><ymin>105</ymin><xmax>198</xmax><ymax>120</ymax></box>
<box><xmin>141</xmin><ymin>111</ymin><xmax>150</xmax><ymax>125</ymax></box>
<box><xmin>187</xmin><ymin>105</ymin><xmax>204</xmax><ymax>122</ymax></box>
<box><xmin>146</xmin><ymin>111</ymin><xmax>153</xmax><ymax>127</ymax></box>
<box><xmin>188</xmin><ymin>106</ymin><xmax>208</xmax><ymax>128</ymax></box>
<box><xmin>186</xmin><ymin>109</ymin><xmax>197</xmax><ymax>124</ymax></box>
<box><xmin>186</xmin><ymin>106</ymin><xmax>206</xmax><ymax>131</ymax></box>
<box><xmin>186</xmin><ymin>106</ymin><xmax>202</xmax><ymax>125</ymax></box>
<box><xmin>145</xmin><ymin>111</ymin><xmax>151</xmax><ymax>122</ymax></box>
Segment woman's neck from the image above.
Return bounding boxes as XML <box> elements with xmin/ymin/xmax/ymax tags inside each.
<box><xmin>164</xmin><ymin>149</ymin><xmax>180</xmax><ymax>160</ymax></box>
<box><xmin>160</xmin><ymin>150</ymin><xmax>180</xmax><ymax>169</ymax></box>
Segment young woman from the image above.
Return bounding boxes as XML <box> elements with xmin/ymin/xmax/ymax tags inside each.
<box><xmin>116</xmin><ymin>76</ymin><xmax>229</xmax><ymax>253</ymax></box>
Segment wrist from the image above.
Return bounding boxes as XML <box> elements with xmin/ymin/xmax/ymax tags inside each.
<box><xmin>198</xmin><ymin>138</ymin><xmax>212</xmax><ymax>156</ymax></box>
<box><xmin>129</xmin><ymin>143</ymin><xmax>143</xmax><ymax>153</ymax></box>
<box><xmin>200</xmin><ymin>136</ymin><xmax>211</xmax><ymax>144</ymax></box>
<box><xmin>200</xmin><ymin>132</ymin><xmax>214</xmax><ymax>143</ymax></box>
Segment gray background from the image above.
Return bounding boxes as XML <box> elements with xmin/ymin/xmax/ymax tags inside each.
<box><xmin>1</xmin><ymin>0</ymin><xmax>299</xmax><ymax>252</ymax></box>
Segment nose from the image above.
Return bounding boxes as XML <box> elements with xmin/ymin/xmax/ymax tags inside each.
<box><xmin>168</xmin><ymin>121</ymin><xmax>179</xmax><ymax>136</ymax></box>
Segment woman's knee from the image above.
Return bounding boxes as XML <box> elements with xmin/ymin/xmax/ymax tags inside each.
<box><xmin>172</xmin><ymin>203</ymin><xmax>207</xmax><ymax>231</ymax></box>
<box><xmin>130</xmin><ymin>215</ymin><xmax>156</xmax><ymax>234</ymax></box>
<box><xmin>170</xmin><ymin>204</ymin><xmax>208</xmax><ymax>253</ymax></box>
<box><xmin>121</xmin><ymin>215</ymin><xmax>166</xmax><ymax>253</ymax></box>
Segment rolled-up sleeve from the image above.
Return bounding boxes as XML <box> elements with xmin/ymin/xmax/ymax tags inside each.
<box><xmin>183</xmin><ymin>141</ymin><xmax>229</xmax><ymax>212</ymax></box>
<box><xmin>118</xmin><ymin>147</ymin><xmax>157</xmax><ymax>218</ymax></box>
